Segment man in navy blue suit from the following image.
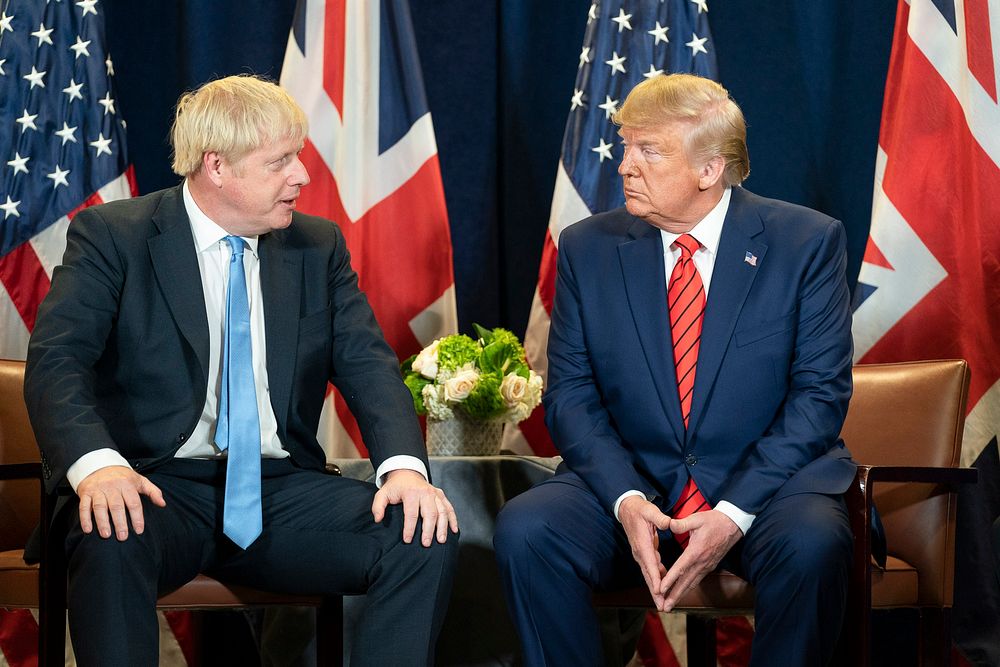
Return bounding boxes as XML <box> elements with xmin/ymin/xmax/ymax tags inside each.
<box><xmin>495</xmin><ymin>74</ymin><xmax>858</xmax><ymax>666</ymax></box>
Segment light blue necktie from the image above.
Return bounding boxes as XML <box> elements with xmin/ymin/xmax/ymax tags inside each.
<box><xmin>215</xmin><ymin>236</ymin><xmax>263</xmax><ymax>549</ymax></box>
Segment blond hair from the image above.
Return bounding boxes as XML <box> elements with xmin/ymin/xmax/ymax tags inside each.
<box><xmin>613</xmin><ymin>73</ymin><xmax>750</xmax><ymax>186</ymax></box>
<box><xmin>170</xmin><ymin>74</ymin><xmax>308</xmax><ymax>177</ymax></box>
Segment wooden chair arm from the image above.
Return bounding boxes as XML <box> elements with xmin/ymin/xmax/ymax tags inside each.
<box><xmin>841</xmin><ymin>463</ymin><xmax>977</xmax><ymax>663</ymax></box>
<box><xmin>861</xmin><ymin>465</ymin><xmax>978</xmax><ymax>486</ymax></box>
<box><xmin>0</xmin><ymin>461</ymin><xmax>42</xmax><ymax>481</ymax></box>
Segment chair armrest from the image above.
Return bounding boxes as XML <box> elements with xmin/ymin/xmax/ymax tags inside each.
<box><xmin>846</xmin><ymin>465</ymin><xmax>977</xmax><ymax>565</ymax></box>
<box><xmin>862</xmin><ymin>465</ymin><xmax>977</xmax><ymax>486</ymax></box>
<box><xmin>0</xmin><ymin>462</ymin><xmax>43</xmax><ymax>481</ymax></box>
<box><xmin>843</xmin><ymin>465</ymin><xmax>978</xmax><ymax>618</ymax></box>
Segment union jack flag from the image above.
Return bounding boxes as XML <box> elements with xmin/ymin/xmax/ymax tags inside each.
<box><xmin>852</xmin><ymin>0</ymin><xmax>1000</xmax><ymax>661</ymax></box>
<box><xmin>280</xmin><ymin>0</ymin><xmax>458</xmax><ymax>458</ymax></box>
<box><xmin>0</xmin><ymin>0</ymin><xmax>135</xmax><ymax>362</ymax></box>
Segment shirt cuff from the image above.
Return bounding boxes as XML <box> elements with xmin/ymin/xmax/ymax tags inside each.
<box><xmin>374</xmin><ymin>455</ymin><xmax>428</xmax><ymax>488</ymax></box>
<box><xmin>613</xmin><ymin>489</ymin><xmax>648</xmax><ymax>522</ymax></box>
<box><xmin>715</xmin><ymin>500</ymin><xmax>755</xmax><ymax>535</ymax></box>
<box><xmin>66</xmin><ymin>449</ymin><xmax>132</xmax><ymax>492</ymax></box>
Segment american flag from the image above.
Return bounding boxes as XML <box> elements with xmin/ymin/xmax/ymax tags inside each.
<box><xmin>505</xmin><ymin>1</ymin><xmax>751</xmax><ymax>664</ymax></box>
<box><xmin>279</xmin><ymin>0</ymin><xmax>457</xmax><ymax>459</ymax></box>
<box><xmin>505</xmin><ymin>0</ymin><xmax>717</xmax><ymax>458</ymax></box>
<box><xmin>0</xmin><ymin>1</ymin><xmax>145</xmax><ymax>663</ymax></box>
<box><xmin>0</xmin><ymin>0</ymin><xmax>135</xmax><ymax>362</ymax></box>
<box><xmin>851</xmin><ymin>0</ymin><xmax>1000</xmax><ymax>662</ymax></box>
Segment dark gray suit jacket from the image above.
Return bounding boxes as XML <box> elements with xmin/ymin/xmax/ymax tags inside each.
<box><xmin>25</xmin><ymin>185</ymin><xmax>427</xmax><ymax>494</ymax></box>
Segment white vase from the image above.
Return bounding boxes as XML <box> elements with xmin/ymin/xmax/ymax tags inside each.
<box><xmin>426</xmin><ymin>412</ymin><xmax>504</xmax><ymax>456</ymax></box>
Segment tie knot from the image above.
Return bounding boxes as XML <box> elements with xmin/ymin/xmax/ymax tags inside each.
<box><xmin>674</xmin><ymin>233</ymin><xmax>700</xmax><ymax>259</ymax></box>
<box><xmin>225</xmin><ymin>235</ymin><xmax>245</xmax><ymax>259</ymax></box>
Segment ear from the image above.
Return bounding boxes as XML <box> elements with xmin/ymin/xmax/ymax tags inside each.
<box><xmin>202</xmin><ymin>151</ymin><xmax>225</xmax><ymax>187</ymax></box>
<box><xmin>697</xmin><ymin>155</ymin><xmax>725</xmax><ymax>190</ymax></box>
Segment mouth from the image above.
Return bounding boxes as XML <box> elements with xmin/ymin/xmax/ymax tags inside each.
<box><xmin>278</xmin><ymin>195</ymin><xmax>298</xmax><ymax>209</ymax></box>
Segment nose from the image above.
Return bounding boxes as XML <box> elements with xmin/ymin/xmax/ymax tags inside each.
<box><xmin>289</xmin><ymin>155</ymin><xmax>310</xmax><ymax>187</ymax></box>
<box><xmin>618</xmin><ymin>145</ymin><xmax>637</xmax><ymax>177</ymax></box>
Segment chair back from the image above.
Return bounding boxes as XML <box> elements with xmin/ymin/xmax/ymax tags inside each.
<box><xmin>0</xmin><ymin>358</ymin><xmax>40</xmax><ymax>552</ymax></box>
<box><xmin>840</xmin><ymin>359</ymin><xmax>969</xmax><ymax>606</ymax></box>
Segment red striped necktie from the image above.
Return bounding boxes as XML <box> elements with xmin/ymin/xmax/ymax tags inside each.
<box><xmin>667</xmin><ymin>233</ymin><xmax>709</xmax><ymax>547</ymax></box>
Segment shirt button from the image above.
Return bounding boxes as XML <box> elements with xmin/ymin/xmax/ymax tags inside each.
<box><xmin>685</xmin><ymin>454</ymin><xmax>697</xmax><ymax>466</ymax></box>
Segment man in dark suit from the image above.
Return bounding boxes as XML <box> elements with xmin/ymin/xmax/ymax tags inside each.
<box><xmin>495</xmin><ymin>73</ymin><xmax>858</xmax><ymax>666</ymax></box>
<box><xmin>24</xmin><ymin>75</ymin><xmax>458</xmax><ymax>666</ymax></box>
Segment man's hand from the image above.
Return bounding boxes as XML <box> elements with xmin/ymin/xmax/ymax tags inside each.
<box><xmin>618</xmin><ymin>495</ymin><xmax>672</xmax><ymax>610</ymax></box>
<box><xmin>371</xmin><ymin>469</ymin><xmax>459</xmax><ymax>547</ymax></box>
<box><xmin>659</xmin><ymin>510</ymin><xmax>742</xmax><ymax>611</ymax></box>
<box><xmin>76</xmin><ymin>465</ymin><xmax>166</xmax><ymax>541</ymax></box>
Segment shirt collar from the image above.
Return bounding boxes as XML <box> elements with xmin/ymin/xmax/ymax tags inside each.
<box><xmin>182</xmin><ymin>180</ymin><xmax>259</xmax><ymax>258</ymax></box>
<box><xmin>659</xmin><ymin>186</ymin><xmax>732</xmax><ymax>256</ymax></box>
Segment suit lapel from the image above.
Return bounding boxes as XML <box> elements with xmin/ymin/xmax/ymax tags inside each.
<box><xmin>618</xmin><ymin>217</ymin><xmax>685</xmax><ymax>442</ymax></box>
<box><xmin>259</xmin><ymin>229</ymin><xmax>302</xmax><ymax>425</ymax></box>
<box><xmin>148</xmin><ymin>188</ymin><xmax>210</xmax><ymax>380</ymax></box>
<box><xmin>688</xmin><ymin>188</ymin><xmax>767</xmax><ymax>434</ymax></box>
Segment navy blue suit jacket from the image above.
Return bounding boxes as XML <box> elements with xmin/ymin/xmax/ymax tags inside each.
<box><xmin>25</xmin><ymin>185</ymin><xmax>427</xmax><ymax>494</ymax></box>
<box><xmin>543</xmin><ymin>186</ymin><xmax>857</xmax><ymax>518</ymax></box>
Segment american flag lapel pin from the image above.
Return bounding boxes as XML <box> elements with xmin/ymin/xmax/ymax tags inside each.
<box><xmin>744</xmin><ymin>251</ymin><xmax>758</xmax><ymax>267</ymax></box>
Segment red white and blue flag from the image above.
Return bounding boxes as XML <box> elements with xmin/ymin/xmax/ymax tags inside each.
<box><xmin>0</xmin><ymin>1</ymin><xmax>137</xmax><ymax>663</ymax></box>
<box><xmin>852</xmin><ymin>0</ymin><xmax>1000</xmax><ymax>662</ymax></box>
<box><xmin>280</xmin><ymin>0</ymin><xmax>457</xmax><ymax>458</ymax></box>
<box><xmin>507</xmin><ymin>1</ymin><xmax>751</xmax><ymax>664</ymax></box>
<box><xmin>0</xmin><ymin>0</ymin><xmax>135</xmax><ymax>362</ymax></box>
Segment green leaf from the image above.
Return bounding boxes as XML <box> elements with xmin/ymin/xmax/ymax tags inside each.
<box><xmin>472</xmin><ymin>322</ymin><xmax>492</xmax><ymax>344</ymax></box>
<box><xmin>403</xmin><ymin>373</ymin><xmax>432</xmax><ymax>415</ymax></box>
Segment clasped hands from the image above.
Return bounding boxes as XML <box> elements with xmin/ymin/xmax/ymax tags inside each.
<box><xmin>76</xmin><ymin>465</ymin><xmax>459</xmax><ymax>546</ymax></box>
<box><xmin>617</xmin><ymin>495</ymin><xmax>742</xmax><ymax>612</ymax></box>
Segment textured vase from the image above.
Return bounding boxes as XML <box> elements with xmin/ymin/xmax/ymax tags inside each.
<box><xmin>426</xmin><ymin>412</ymin><xmax>504</xmax><ymax>456</ymax></box>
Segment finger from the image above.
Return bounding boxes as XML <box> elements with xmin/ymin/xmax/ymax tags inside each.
<box><xmin>439</xmin><ymin>491</ymin><xmax>459</xmax><ymax>533</ymax></box>
<box><xmin>371</xmin><ymin>489</ymin><xmax>389</xmax><ymax>523</ymax></box>
<box><xmin>78</xmin><ymin>494</ymin><xmax>94</xmax><ymax>534</ymax></box>
<box><xmin>140</xmin><ymin>477</ymin><xmax>166</xmax><ymax>507</ymax></box>
<box><xmin>644</xmin><ymin>505</ymin><xmax>672</xmax><ymax>531</ymax></box>
<box><xmin>434</xmin><ymin>497</ymin><xmax>449</xmax><ymax>543</ymax></box>
<box><xmin>419</xmin><ymin>494</ymin><xmax>439</xmax><ymax>547</ymax></box>
<box><xmin>123</xmin><ymin>488</ymin><xmax>146</xmax><ymax>535</ymax></box>
<box><xmin>91</xmin><ymin>492</ymin><xmax>112</xmax><ymax>539</ymax></box>
<box><xmin>107</xmin><ymin>493</ymin><xmax>130</xmax><ymax>541</ymax></box>
<box><xmin>401</xmin><ymin>494</ymin><xmax>420</xmax><ymax>544</ymax></box>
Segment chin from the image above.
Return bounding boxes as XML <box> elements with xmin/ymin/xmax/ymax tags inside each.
<box><xmin>624</xmin><ymin>200</ymin><xmax>646</xmax><ymax>217</ymax></box>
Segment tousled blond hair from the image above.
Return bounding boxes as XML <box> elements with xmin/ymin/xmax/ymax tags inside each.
<box><xmin>170</xmin><ymin>74</ymin><xmax>308</xmax><ymax>177</ymax></box>
<box><xmin>613</xmin><ymin>73</ymin><xmax>750</xmax><ymax>186</ymax></box>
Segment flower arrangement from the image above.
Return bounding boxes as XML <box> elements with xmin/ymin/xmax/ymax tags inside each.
<box><xmin>401</xmin><ymin>324</ymin><xmax>543</xmax><ymax>424</ymax></box>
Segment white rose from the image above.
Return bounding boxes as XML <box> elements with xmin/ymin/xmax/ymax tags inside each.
<box><xmin>412</xmin><ymin>339</ymin><xmax>441</xmax><ymax>380</ymax></box>
<box><xmin>443</xmin><ymin>368</ymin><xmax>479</xmax><ymax>402</ymax></box>
<box><xmin>500</xmin><ymin>373</ymin><xmax>528</xmax><ymax>407</ymax></box>
<box><xmin>523</xmin><ymin>371</ymin><xmax>543</xmax><ymax>408</ymax></box>
<box><xmin>505</xmin><ymin>402</ymin><xmax>532</xmax><ymax>424</ymax></box>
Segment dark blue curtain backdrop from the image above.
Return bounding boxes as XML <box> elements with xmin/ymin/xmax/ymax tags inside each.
<box><xmin>102</xmin><ymin>0</ymin><xmax>897</xmax><ymax>337</ymax></box>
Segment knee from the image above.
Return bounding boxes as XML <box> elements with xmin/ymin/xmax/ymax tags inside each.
<box><xmin>773</xmin><ymin>516</ymin><xmax>852</xmax><ymax>582</ymax></box>
<box><xmin>494</xmin><ymin>493</ymin><xmax>556</xmax><ymax>567</ymax></box>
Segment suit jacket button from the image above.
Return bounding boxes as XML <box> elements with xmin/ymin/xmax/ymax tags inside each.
<box><xmin>176</xmin><ymin>433</ymin><xmax>186</xmax><ymax>444</ymax></box>
<box><xmin>685</xmin><ymin>454</ymin><xmax>697</xmax><ymax>466</ymax></box>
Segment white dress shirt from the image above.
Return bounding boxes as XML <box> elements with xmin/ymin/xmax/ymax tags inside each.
<box><xmin>612</xmin><ymin>188</ymin><xmax>755</xmax><ymax>535</ymax></box>
<box><xmin>67</xmin><ymin>181</ymin><xmax>426</xmax><ymax>489</ymax></box>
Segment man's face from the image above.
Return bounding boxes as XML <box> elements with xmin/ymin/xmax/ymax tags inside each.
<box><xmin>217</xmin><ymin>135</ymin><xmax>310</xmax><ymax>235</ymax></box>
<box><xmin>617</xmin><ymin>123</ymin><xmax>705</xmax><ymax>232</ymax></box>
